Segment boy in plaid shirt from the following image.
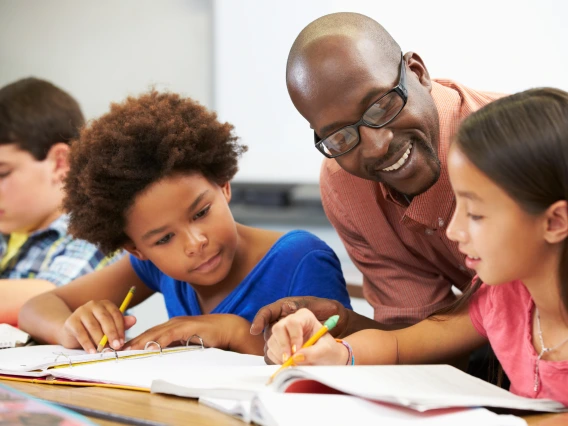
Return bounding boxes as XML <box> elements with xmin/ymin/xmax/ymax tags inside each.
<box><xmin>0</xmin><ymin>78</ymin><xmax>121</xmax><ymax>325</ymax></box>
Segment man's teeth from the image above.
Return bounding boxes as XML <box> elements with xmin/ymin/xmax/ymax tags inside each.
<box><xmin>382</xmin><ymin>144</ymin><xmax>412</xmax><ymax>172</ymax></box>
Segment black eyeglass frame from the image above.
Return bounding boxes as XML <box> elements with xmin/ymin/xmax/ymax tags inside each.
<box><xmin>313</xmin><ymin>53</ymin><xmax>408</xmax><ymax>159</ymax></box>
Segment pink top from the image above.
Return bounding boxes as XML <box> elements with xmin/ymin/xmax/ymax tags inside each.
<box><xmin>469</xmin><ymin>281</ymin><xmax>568</xmax><ymax>405</ymax></box>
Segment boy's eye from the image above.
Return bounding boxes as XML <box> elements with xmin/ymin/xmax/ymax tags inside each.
<box><xmin>155</xmin><ymin>233</ymin><xmax>173</xmax><ymax>246</ymax></box>
<box><xmin>0</xmin><ymin>171</ymin><xmax>12</xmax><ymax>178</ymax></box>
<box><xmin>467</xmin><ymin>213</ymin><xmax>484</xmax><ymax>221</ymax></box>
<box><xmin>193</xmin><ymin>205</ymin><xmax>211</xmax><ymax>220</ymax></box>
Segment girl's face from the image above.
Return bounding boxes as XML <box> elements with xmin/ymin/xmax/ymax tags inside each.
<box><xmin>446</xmin><ymin>145</ymin><xmax>550</xmax><ymax>286</ymax></box>
<box><xmin>123</xmin><ymin>173</ymin><xmax>238</xmax><ymax>286</ymax></box>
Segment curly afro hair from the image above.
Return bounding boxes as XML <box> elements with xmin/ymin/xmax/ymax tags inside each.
<box><xmin>64</xmin><ymin>90</ymin><xmax>247</xmax><ymax>254</ymax></box>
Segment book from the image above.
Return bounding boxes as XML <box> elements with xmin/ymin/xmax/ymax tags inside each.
<box><xmin>0</xmin><ymin>324</ymin><xmax>31</xmax><ymax>349</ymax></box>
<box><xmin>151</xmin><ymin>364</ymin><xmax>567</xmax><ymax>413</ymax></box>
<box><xmin>0</xmin><ymin>381</ymin><xmax>96</xmax><ymax>425</ymax></box>
<box><xmin>219</xmin><ymin>393</ymin><xmax>528</xmax><ymax>426</ymax></box>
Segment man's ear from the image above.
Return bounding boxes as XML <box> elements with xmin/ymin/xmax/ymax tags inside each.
<box><xmin>45</xmin><ymin>143</ymin><xmax>70</xmax><ymax>183</ymax></box>
<box><xmin>404</xmin><ymin>52</ymin><xmax>432</xmax><ymax>92</ymax></box>
<box><xmin>220</xmin><ymin>181</ymin><xmax>232</xmax><ymax>204</ymax></box>
<box><xmin>123</xmin><ymin>241</ymin><xmax>148</xmax><ymax>261</ymax></box>
<box><xmin>544</xmin><ymin>200</ymin><xmax>568</xmax><ymax>244</ymax></box>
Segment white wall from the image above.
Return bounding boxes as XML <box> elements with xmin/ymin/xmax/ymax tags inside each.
<box><xmin>214</xmin><ymin>0</ymin><xmax>568</xmax><ymax>183</ymax></box>
<box><xmin>0</xmin><ymin>0</ymin><xmax>213</xmax><ymax>118</ymax></box>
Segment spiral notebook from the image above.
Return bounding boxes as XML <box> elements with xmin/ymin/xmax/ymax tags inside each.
<box><xmin>0</xmin><ymin>324</ymin><xmax>31</xmax><ymax>349</ymax></box>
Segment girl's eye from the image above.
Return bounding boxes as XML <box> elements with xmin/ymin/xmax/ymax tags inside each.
<box><xmin>155</xmin><ymin>233</ymin><xmax>173</xmax><ymax>246</ymax></box>
<box><xmin>194</xmin><ymin>205</ymin><xmax>211</xmax><ymax>220</ymax></box>
<box><xmin>0</xmin><ymin>171</ymin><xmax>12</xmax><ymax>178</ymax></box>
<box><xmin>467</xmin><ymin>213</ymin><xmax>484</xmax><ymax>221</ymax></box>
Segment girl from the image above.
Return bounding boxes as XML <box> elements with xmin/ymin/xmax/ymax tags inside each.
<box><xmin>18</xmin><ymin>91</ymin><xmax>351</xmax><ymax>356</ymax></box>
<box><xmin>266</xmin><ymin>87</ymin><xmax>568</xmax><ymax>404</ymax></box>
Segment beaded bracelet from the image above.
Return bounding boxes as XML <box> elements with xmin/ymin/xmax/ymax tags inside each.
<box><xmin>335</xmin><ymin>339</ymin><xmax>355</xmax><ymax>365</ymax></box>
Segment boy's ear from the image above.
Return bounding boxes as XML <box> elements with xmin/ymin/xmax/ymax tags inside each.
<box><xmin>45</xmin><ymin>143</ymin><xmax>70</xmax><ymax>183</ymax></box>
<box><xmin>123</xmin><ymin>242</ymin><xmax>148</xmax><ymax>261</ymax></box>
<box><xmin>544</xmin><ymin>200</ymin><xmax>568</xmax><ymax>244</ymax></box>
<box><xmin>220</xmin><ymin>181</ymin><xmax>232</xmax><ymax>203</ymax></box>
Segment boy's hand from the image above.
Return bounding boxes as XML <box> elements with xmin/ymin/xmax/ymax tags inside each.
<box><xmin>58</xmin><ymin>300</ymin><xmax>137</xmax><ymax>354</ymax></box>
<box><xmin>266</xmin><ymin>308</ymin><xmax>348</xmax><ymax>366</ymax></box>
<box><xmin>124</xmin><ymin>314</ymin><xmax>263</xmax><ymax>355</ymax></box>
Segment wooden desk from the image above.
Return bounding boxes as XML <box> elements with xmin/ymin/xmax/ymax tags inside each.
<box><xmin>1</xmin><ymin>379</ymin><xmax>564</xmax><ymax>426</ymax></box>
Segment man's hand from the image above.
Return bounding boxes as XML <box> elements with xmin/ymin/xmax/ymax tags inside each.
<box><xmin>250</xmin><ymin>296</ymin><xmax>350</xmax><ymax>337</ymax></box>
<box><xmin>250</xmin><ymin>296</ymin><xmax>352</xmax><ymax>363</ymax></box>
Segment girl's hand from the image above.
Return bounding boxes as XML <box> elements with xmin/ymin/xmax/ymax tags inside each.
<box><xmin>124</xmin><ymin>314</ymin><xmax>263</xmax><ymax>355</ymax></box>
<box><xmin>58</xmin><ymin>300</ymin><xmax>137</xmax><ymax>353</ymax></box>
<box><xmin>266</xmin><ymin>308</ymin><xmax>348</xmax><ymax>365</ymax></box>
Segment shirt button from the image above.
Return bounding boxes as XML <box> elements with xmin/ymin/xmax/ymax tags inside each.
<box><xmin>438</xmin><ymin>218</ymin><xmax>444</xmax><ymax>227</ymax></box>
<box><xmin>425</xmin><ymin>228</ymin><xmax>434</xmax><ymax>235</ymax></box>
<box><xmin>459</xmin><ymin>265</ymin><xmax>467</xmax><ymax>271</ymax></box>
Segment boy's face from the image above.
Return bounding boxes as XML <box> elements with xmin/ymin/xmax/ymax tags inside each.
<box><xmin>0</xmin><ymin>143</ymin><xmax>68</xmax><ymax>234</ymax></box>
<box><xmin>124</xmin><ymin>173</ymin><xmax>238</xmax><ymax>287</ymax></box>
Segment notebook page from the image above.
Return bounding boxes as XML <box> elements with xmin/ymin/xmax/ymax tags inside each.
<box><xmin>272</xmin><ymin>365</ymin><xmax>566</xmax><ymax>412</ymax></box>
<box><xmin>250</xmin><ymin>393</ymin><xmax>527</xmax><ymax>426</ymax></box>
<box><xmin>0</xmin><ymin>344</ymin><xmax>202</xmax><ymax>373</ymax></box>
<box><xmin>51</xmin><ymin>349</ymin><xmax>267</xmax><ymax>389</ymax></box>
<box><xmin>0</xmin><ymin>345</ymin><xmax>86</xmax><ymax>373</ymax></box>
<box><xmin>0</xmin><ymin>324</ymin><xmax>30</xmax><ymax>349</ymax></box>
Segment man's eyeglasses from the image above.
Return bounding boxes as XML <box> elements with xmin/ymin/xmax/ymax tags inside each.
<box><xmin>314</xmin><ymin>53</ymin><xmax>408</xmax><ymax>159</ymax></box>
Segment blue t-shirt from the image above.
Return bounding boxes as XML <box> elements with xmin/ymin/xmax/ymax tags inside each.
<box><xmin>130</xmin><ymin>230</ymin><xmax>352</xmax><ymax>322</ymax></box>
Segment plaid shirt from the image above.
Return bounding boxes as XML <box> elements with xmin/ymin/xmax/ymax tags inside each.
<box><xmin>0</xmin><ymin>214</ymin><xmax>122</xmax><ymax>286</ymax></box>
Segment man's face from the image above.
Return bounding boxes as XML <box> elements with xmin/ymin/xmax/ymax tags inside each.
<box><xmin>289</xmin><ymin>38</ymin><xmax>441</xmax><ymax>196</ymax></box>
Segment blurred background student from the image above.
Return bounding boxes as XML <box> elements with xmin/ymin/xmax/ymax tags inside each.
<box><xmin>0</xmin><ymin>78</ymin><xmax>122</xmax><ymax>326</ymax></box>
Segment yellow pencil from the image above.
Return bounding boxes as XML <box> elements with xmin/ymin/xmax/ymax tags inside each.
<box><xmin>96</xmin><ymin>286</ymin><xmax>136</xmax><ymax>353</ymax></box>
<box><xmin>267</xmin><ymin>314</ymin><xmax>340</xmax><ymax>384</ymax></box>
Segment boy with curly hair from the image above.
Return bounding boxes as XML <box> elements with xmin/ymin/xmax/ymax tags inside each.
<box><xmin>19</xmin><ymin>91</ymin><xmax>351</xmax><ymax>355</ymax></box>
<box><xmin>0</xmin><ymin>78</ymin><xmax>120</xmax><ymax>326</ymax></box>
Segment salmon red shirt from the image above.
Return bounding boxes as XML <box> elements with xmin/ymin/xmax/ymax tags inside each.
<box><xmin>320</xmin><ymin>80</ymin><xmax>503</xmax><ymax>324</ymax></box>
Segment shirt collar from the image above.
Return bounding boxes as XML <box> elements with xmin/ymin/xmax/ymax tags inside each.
<box><xmin>380</xmin><ymin>81</ymin><xmax>463</xmax><ymax>230</ymax></box>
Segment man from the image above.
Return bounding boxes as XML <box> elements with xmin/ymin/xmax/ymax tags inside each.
<box><xmin>251</xmin><ymin>12</ymin><xmax>503</xmax><ymax>339</ymax></box>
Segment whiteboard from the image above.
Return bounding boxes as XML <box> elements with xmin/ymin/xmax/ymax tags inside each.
<box><xmin>214</xmin><ymin>0</ymin><xmax>568</xmax><ymax>183</ymax></box>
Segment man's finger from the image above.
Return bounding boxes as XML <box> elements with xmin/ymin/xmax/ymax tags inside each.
<box><xmin>250</xmin><ymin>303</ymin><xmax>282</xmax><ymax>335</ymax></box>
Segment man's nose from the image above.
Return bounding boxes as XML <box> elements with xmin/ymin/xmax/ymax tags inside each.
<box><xmin>358</xmin><ymin>125</ymin><xmax>394</xmax><ymax>159</ymax></box>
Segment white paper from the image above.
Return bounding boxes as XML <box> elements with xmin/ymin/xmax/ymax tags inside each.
<box><xmin>250</xmin><ymin>393</ymin><xmax>528</xmax><ymax>426</ymax></box>
<box><xmin>153</xmin><ymin>364</ymin><xmax>566</xmax><ymax>413</ymax></box>
<box><xmin>0</xmin><ymin>324</ymin><xmax>31</xmax><ymax>349</ymax></box>
<box><xmin>51</xmin><ymin>349</ymin><xmax>266</xmax><ymax>389</ymax></box>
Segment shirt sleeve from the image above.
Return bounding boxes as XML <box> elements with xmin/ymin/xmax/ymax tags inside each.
<box><xmin>468</xmin><ymin>283</ymin><xmax>491</xmax><ymax>339</ymax></box>
<box><xmin>287</xmin><ymin>248</ymin><xmax>352</xmax><ymax>310</ymax></box>
<box><xmin>129</xmin><ymin>255</ymin><xmax>162</xmax><ymax>292</ymax></box>
<box><xmin>35</xmin><ymin>240</ymin><xmax>123</xmax><ymax>286</ymax></box>
<box><xmin>320</xmin><ymin>163</ymin><xmax>458</xmax><ymax>325</ymax></box>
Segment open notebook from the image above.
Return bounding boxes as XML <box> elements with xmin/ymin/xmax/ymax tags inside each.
<box><xmin>0</xmin><ymin>344</ymin><xmax>265</xmax><ymax>390</ymax></box>
<box><xmin>201</xmin><ymin>393</ymin><xmax>527</xmax><ymax>426</ymax></box>
<box><xmin>151</xmin><ymin>364</ymin><xmax>567</xmax><ymax>413</ymax></box>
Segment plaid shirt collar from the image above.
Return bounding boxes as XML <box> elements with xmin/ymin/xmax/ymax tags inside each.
<box><xmin>0</xmin><ymin>214</ymin><xmax>69</xmax><ymax>256</ymax></box>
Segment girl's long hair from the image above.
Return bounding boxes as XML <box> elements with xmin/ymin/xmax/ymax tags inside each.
<box><xmin>438</xmin><ymin>87</ymin><xmax>568</xmax><ymax>316</ymax></box>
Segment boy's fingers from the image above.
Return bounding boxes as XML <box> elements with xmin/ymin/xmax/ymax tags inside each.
<box><xmin>80</xmin><ymin>312</ymin><xmax>105</xmax><ymax>350</ymax></box>
<box><xmin>69</xmin><ymin>321</ymin><xmax>97</xmax><ymax>354</ymax></box>
<box><xmin>124</xmin><ymin>315</ymin><xmax>137</xmax><ymax>330</ymax></box>
<box><xmin>92</xmin><ymin>307</ymin><xmax>121</xmax><ymax>349</ymax></box>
